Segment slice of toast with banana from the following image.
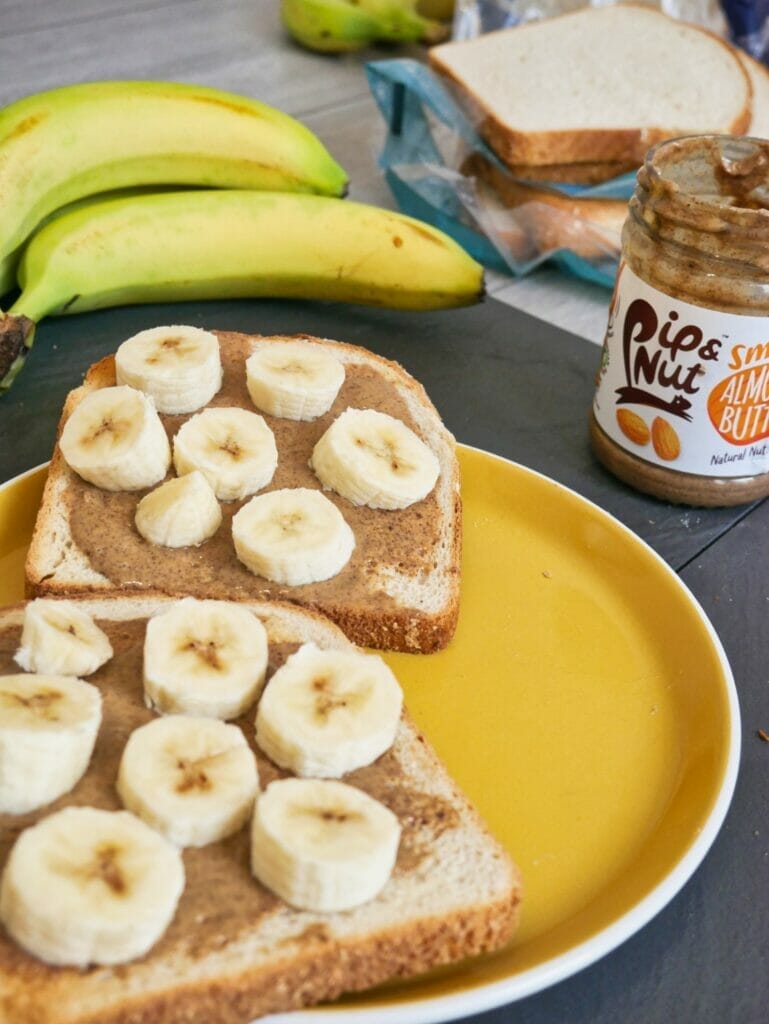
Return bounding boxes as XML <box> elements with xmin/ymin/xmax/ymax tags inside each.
<box><xmin>0</xmin><ymin>594</ymin><xmax>520</xmax><ymax>1024</ymax></box>
<box><xmin>25</xmin><ymin>328</ymin><xmax>461</xmax><ymax>653</ymax></box>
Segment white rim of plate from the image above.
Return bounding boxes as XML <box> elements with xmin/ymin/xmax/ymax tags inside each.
<box><xmin>0</xmin><ymin>451</ymin><xmax>741</xmax><ymax>1024</ymax></box>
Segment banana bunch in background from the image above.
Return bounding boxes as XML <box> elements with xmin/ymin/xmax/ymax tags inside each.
<box><xmin>281</xmin><ymin>0</ymin><xmax>451</xmax><ymax>52</ymax></box>
<box><xmin>0</xmin><ymin>80</ymin><xmax>349</xmax><ymax>299</ymax></box>
<box><xmin>0</xmin><ymin>73</ymin><xmax>483</xmax><ymax>392</ymax></box>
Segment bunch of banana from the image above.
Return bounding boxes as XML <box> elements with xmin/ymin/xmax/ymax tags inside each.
<box><xmin>0</xmin><ymin>80</ymin><xmax>348</xmax><ymax>298</ymax></box>
<box><xmin>281</xmin><ymin>0</ymin><xmax>449</xmax><ymax>53</ymax></box>
<box><xmin>0</xmin><ymin>190</ymin><xmax>484</xmax><ymax>391</ymax></box>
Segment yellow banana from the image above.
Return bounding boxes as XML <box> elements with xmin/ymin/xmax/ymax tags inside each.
<box><xmin>0</xmin><ymin>190</ymin><xmax>484</xmax><ymax>390</ymax></box>
<box><xmin>281</xmin><ymin>0</ymin><xmax>447</xmax><ymax>53</ymax></box>
<box><xmin>0</xmin><ymin>81</ymin><xmax>348</xmax><ymax>296</ymax></box>
<box><xmin>416</xmin><ymin>0</ymin><xmax>454</xmax><ymax>20</ymax></box>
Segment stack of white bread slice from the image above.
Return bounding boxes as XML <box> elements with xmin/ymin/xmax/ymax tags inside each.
<box><xmin>430</xmin><ymin>5</ymin><xmax>769</xmax><ymax>262</ymax></box>
<box><xmin>0</xmin><ymin>594</ymin><xmax>521</xmax><ymax>1023</ymax></box>
<box><xmin>430</xmin><ymin>5</ymin><xmax>763</xmax><ymax>176</ymax></box>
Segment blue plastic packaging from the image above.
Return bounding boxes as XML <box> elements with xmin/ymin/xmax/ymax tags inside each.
<box><xmin>366</xmin><ymin>59</ymin><xmax>635</xmax><ymax>288</ymax></box>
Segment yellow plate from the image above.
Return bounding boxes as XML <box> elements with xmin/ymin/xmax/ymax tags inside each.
<box><xmin>0</xmin><ymin>448</ymin><xmax>739</xmax><ymax>1023</ymax></box>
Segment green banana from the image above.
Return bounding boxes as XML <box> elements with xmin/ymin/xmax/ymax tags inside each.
<box><xmin>416</xmin><ymin>0</ymin><xmax>455</xmax><ymax>20</ymax></box>
<box><xmin>281</xmin><ymin>0</ymin><xmax>448</xmax><ymax>53</ymax></box>
<box><xmin>0</xmin><ymin>189</ymin><xmax>484</xmax><ymax>390</ymax></box>
<box><xmin>0</xmin><ymin>81</ymin><xmax>348</xmax><ymax>296</ymax></box>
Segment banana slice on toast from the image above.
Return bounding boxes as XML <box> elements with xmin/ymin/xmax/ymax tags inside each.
<box><xmin>117</xmin><ymin>715</ymin><xmax>259</xmax><ymax>848</ymax></box>
<box><xmin>115</xmin><ymin>324</ymin><xmax>222</xmax><ymax>414</ymax></box>
<box><xmin>143</xmin><ymin>597</ymin><xmax>269</xmax><ymax>719</ymax></box>
<box><xmin>0</xmin><ymin>806</ymin><xmax>184</xmax><ymax>966</ymax></box>
<box><xmin>256</xmin><ymin>642</ymin><xmax>402</xmax><ymax>777</ymax></box>
<box><xmin>0</xmin><ymin>673</ymin><xmax>102</xmax><ymax>814</ymax></box>
<box><xmin>135</xmin><ymin>470</ymin><xmax>222</xmax><ymax>548</ymax></box>
<box><xmin>311</xmin><ymin>407</ymin><xmax>440</xmax><ymax>509</ymax></box>
<box><xmin>232</xmin><ymin>487</ymin><xmax>355</xmax><ymax>585</ymax></box>
<box><xmin>173</xmin><ymin>406</ymin><xmax>278</xmax><ymax>501</ymax></box>
<box><xmin>14</xmin><ymin>598</ymin><xmax>112</xmax><ymax>677</ymax></box>
<box><xmin>251</xmin><ymin>778</ymin><xmax>400</xmax><ymax>913</ymax></box>
<box><xmin>59</xmin><ymin>384</ymin><xmax>171</xmax><ymax>491</ymax></box>
<box><xmin>245</xmin><ymin>339</ymin><xmax>344</xmax><ymax>420</ymax></box>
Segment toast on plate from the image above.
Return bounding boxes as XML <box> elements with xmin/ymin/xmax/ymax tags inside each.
<box><xmin>25</xmin><ymin>331</ymin><xmax>461</xmax><ymax>654</ymax></box>
<box><xmin>0</xmin><ymin>594</ymin><xmax>521</xmax><ymax>1024</ymax></box>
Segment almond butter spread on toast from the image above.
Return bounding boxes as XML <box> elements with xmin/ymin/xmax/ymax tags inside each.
<box><xmin>64</xmin><ymin>335</ymin><xmax>442</xmax><ymax>610</ymax></box>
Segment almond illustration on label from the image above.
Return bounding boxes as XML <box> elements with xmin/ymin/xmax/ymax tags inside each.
<box><xmin>616</xmin><ymin>409</ymin><xmax>650</xmax><ymax>446</ymax></box>
<box><xmin>651</xmin><ymin>417</ymin><xmax>681</xmax><ymax>461</ymax></box>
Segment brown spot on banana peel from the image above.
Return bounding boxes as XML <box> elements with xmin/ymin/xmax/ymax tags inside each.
<box><xmin>187</xmin><ymin>94</ymin><xmax>270</xmax><ymax>121</ymax></box>
<box><xmin>403</xmin><ymin>221</ymin><xmax>449</xmax><ymax>246</ymax></box>
<box><xmin>0</xmin><ymin>112</ymin><xmax>47</xmax><ymax>145</ymax></box>
<box><xmin>0</xmin><ymin>314</ymin><xmax>35</xmax><ymax>391</ymax></box>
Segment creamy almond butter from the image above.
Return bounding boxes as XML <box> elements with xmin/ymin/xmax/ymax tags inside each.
<box><xmin>65</xmin><ymin>335</ymin><xmax>439</xmax><ymax>605</ymax></box>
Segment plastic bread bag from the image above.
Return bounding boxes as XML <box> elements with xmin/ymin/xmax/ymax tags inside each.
<box><xmin>365</xmin><ymin>58</ymin><xmax>631</xmax><ymax>287</ymax></box>
<box><xmin>365</xmin><ymin>1</ymin><xmax>760</xmax><ymax>287</ymax></box>
<box><xmin>456</xmin><ymin>0</ymin><xmax>766</xmax><ymax>64</ymax></box>
<box><xmin>451</xmin><ymin>0</ymin><xmax>730</xmax><ymax>41</ymax></box>
<box><xmin>719</xmin><ymin>0</ymin><xmax>769</xmax><ymax>62</ymax></box>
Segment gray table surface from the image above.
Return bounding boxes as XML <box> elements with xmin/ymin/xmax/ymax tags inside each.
<box><xmin>1</xmin><ymin>3</ymin><xmax>767</xmax><ymax>1023</ymax></box>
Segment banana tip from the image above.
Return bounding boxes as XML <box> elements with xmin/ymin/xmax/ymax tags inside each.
<box><xmin>0</xmin><ymin>314</ymin><xmax>36</xmax><ymax>392</ymax></box>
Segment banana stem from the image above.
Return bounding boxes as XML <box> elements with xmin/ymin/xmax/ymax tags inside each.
<box><xmin>0</xmin><ymin>314</ymin><xmax>36</xmax><ymax>392</ymax></box>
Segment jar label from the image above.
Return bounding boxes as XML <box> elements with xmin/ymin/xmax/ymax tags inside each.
<box><xmin>593</xmin><ymin>262</ymin><xmax>769</xmax><ymax>478</ymax></box>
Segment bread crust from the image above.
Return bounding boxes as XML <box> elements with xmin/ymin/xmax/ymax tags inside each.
<box><xmin>24</xmin><ymin>333</ymin><xmax>462</xmax><ymax>653</ymax></box>
<box><xmin>477</xmin><ymin>109</ymin><xmax>751</xmax><ymax>169</ymax></box>
<box><xmin>61</xmin><ymin>896</ymin><xmax>519</xmax><ymax>1024</ymax></box>
<box><xmin>735</xmin><ymin>48</ymin><xmax>769</xmax><ymax>138</ymax></box>
<box><xmin>430</xmin><ymin>7</ymin><xmax>753</xmax><ymax>167</ymax></box>
<box><xmin>503</xmin><ymin>159</ymin><xmax>639</xmax><ymax>186</ymax></box>
<box><xmin>0</xmin><ymin>596</ymin><xmax>521</xmax><ymax>1024</ymax></box>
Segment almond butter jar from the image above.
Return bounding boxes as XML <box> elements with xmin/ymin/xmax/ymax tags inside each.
<box><xmin>591</xmin><ymin>134</ymin><xmax>769</xmax><ymax>506</ymax></box>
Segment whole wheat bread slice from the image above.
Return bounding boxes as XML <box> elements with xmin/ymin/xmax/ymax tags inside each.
<box><xmin>0</xmin><ymin>594</ymin><xmax>521</xmax><ymax>1024</ymax></box>
<box><xmin>430</xmin><ymin>5</ymin><xmax>752</xmax><ymax>166</ymax></box>
<box><xmin>25</xmin><ymin>332</ymin><xmax>461</xmax><ymax>654</ymax></box>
